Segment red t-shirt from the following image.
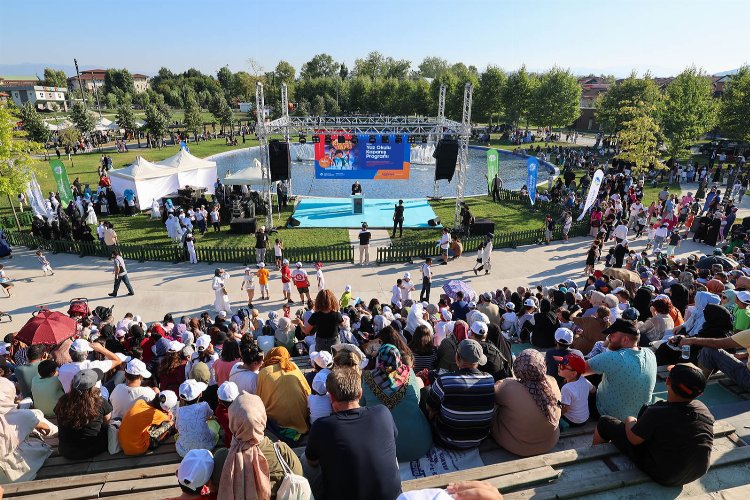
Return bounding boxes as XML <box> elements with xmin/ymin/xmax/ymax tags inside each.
<box><xmin>215</xmin><ymin>403</ymin><xmax>232</xmax><ymax>448</ymax></box>
<box><xmin>281</xmin><ymin>266</ymin><xmax>291</xmax><ymax>283</ymax></box>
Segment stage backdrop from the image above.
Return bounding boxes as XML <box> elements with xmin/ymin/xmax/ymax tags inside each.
<box><xmin>314</xmin><ymin>134</ymin><xmax>411</xmax><ymax>180</ymax></box>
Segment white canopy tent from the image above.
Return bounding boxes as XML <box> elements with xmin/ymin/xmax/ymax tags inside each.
<box><xmin>109</xmin><ymin>156</ymin><xmax>179</xmax><ymax>209</ymax></box>
<box><xmin>94</xmin><ymin>117</ymin><xmax>115</xmax><ymax>131</ymax></box>
<box><xmin>155</xmin><ymin>149</ymin><xmax>218</xmax><ymax>194</ymax></box>
<box><xmin>44</xmin><ymin>119</ymin><xmax>74</xmax><ymax>131</ymax></box>
<box><xmin>223</xmin><ymin>158</ymin><xmax>265</xmax><ymax>186</ymax></box>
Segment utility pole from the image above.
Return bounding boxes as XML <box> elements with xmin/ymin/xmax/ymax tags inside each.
<box><xmin>73</xmin><ymin>58</ymin><xmax>86</xmax><ymax>111</ymax></box>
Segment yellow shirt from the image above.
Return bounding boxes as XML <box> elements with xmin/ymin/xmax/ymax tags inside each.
<box><xmin>256</xmin><ymin>364</ymin><xmax>311</xmax><ymax>434</ymax></box>
<box><xmin>257</xmin><ymin>268</ymin><xmax>270</xmax><ymax>285</ymax></box>
<box><xmin>731</xmin><ymin>329</ymin><xmax>750</xmax><ymax>369</ymax></box>
<box><xmin>119</xmin><ymin>400</ymin><xmax>171</xmax><ymax>455</ymax></box>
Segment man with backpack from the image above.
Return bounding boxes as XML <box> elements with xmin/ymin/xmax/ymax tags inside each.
<box><xmin>469</xmin><ymin>321</ymin><xmax>513</xmax><ymax>381</ymax></box>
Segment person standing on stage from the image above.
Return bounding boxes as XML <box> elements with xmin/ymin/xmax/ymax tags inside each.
<box><xmin>392</xmin><ymin>200</ymin><xmax>405</xmax><ymax>238</ymax></box>
<box><xmin>358</xmin><ymin>222</ymin><xmax>372</xmax><ymax>266</ymax></box>
<box><xmin>420</xmin><ymin>257</ymin><xmax>433</xmax><ymax>303</ymax></box>
<box><xmin>352</xmin><ymin>181</ymin><xmax>362</xmax><ymax>196</ymax></box>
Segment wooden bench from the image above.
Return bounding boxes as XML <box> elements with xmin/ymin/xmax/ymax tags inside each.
<box><xmin>402</xmin><ymin>420</ymin><xmax>738</xmax><ymax>494</ymax></box>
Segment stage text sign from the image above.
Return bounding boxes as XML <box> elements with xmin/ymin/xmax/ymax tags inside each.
<box><xmin>314</xmin><ymin>134</ymin><xmax>411</xmax><ymax>179</ymax></box>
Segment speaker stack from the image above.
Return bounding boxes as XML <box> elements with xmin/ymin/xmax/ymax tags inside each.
<box><xmin>269</xmin><ymin>140</ymin><xmax>291</xmax><ymax>182</ymax></box>
<box><xmin>229</xmin><ymin>217</ymin><xmax>257</xmax><ymax>234</ymax></box>
<box><xmin>433</xmin><ymin>139</ymin><xmax>459</xmax><ymax>182</ymax></box>
<box><xmin>428</xmin><ymin>217</ymin><xmax>441</xmax><ymax>227</ymax></box>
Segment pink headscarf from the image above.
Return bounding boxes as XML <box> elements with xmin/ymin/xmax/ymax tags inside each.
<box><xmin>0</xmin><ymin>377</ymin><xmax>20</xmax><ymax>458</ymax></box>
<box><xmin>219</xmin><ymin>393</ymin><xmax>271</xmax><ymax>500</ymax></box>
<box><xmin>453</xmin><ymin>320</ymin><xmax>470</xmax><ymax>342</ymax></box>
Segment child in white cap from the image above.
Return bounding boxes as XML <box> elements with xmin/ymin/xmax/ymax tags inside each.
<box><xmin>307</xmin><ymin>369</ymin><xmax>332</xmax><ymax>423</ymax></box>
<box><xmin>215</xmin><ymin>381</ymin><xmax>239</xmax><ymax>448</ymax></box>
<box><xmin>240</xmin><ymin>267</ymin><xmax>256</xmax><ymax>308</ymax></box>
<box><xmin>175</xmin><ymin>379</ymin><xmax>219</xmax><ymax>457</ymax></box>
<box><xmin>176</xmin><ymin>449</ymin><xmax>225</xmax><ymax>497</ymax></box>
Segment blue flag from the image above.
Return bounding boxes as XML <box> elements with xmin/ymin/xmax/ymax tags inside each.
<box><xmin>526</xmin><ymin>157</ymin><xmax>539</xmax><ymax>205</ymax></box>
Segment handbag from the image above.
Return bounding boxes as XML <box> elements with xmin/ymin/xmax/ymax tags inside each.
<box><xmin>273</xmin><ymin>442</ymin><xmax>312</xmax><ymax>500</ymax></box>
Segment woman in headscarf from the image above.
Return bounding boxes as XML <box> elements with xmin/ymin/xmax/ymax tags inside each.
<box><xmin>219</xmin><ymin>393</ymin><xmax>303</xmax><ymax>500</ymax></box>
<box><xmin>256</xmin><ymin>347</ymin><xmax>311</xmax><ymax>442</ymax></box>
<box><xmin>405</xmin><ymin>302</ymin><xmax>432</xmax><ymax>338</ymax></box>
<box><xmin>706</xmin><ymin>279</ymin><xmax>725</xmax><ymax>295</ymax></box>
<box><xmin>668</xmin><ymin>283</ymin><xmax>690</xmax><ymax>317</ymax></box>
<box><xmin>491</xmin><ymin>349</ymin><xmax>561</xmax><ymax>456</ymax></box>
<box><xmin>636</xmin><ymin>297</ymin><xmax>675</xmax><ymax>344</ymax></box>
<box><xmin>436</xmin><ymin>320</ymin><xmax>469</xmax><ymax>372</ymax></box>
<box><xmin>720</xmin><ymin>289</ymin><xmax>737</xmax><ymax>318</ymax></box>
<box><xmin>632</xmin><ymin>287</ymin><xmax>654</xmax><ymax>322</ymax></box>
<box><xmin>360</xmin><ymin>344</ymin><xmax>432</xmax><ymax>462</ymax></box>
<box><xmin>0</xmin><ymin>377</ymin><xmax>55</xmax><ymax>483</ymax></box>
<box><xmin>531</xmin><ymin>299</ymin><xmax>559</xmax><ymax>348</ymax></box>
<box><xmin>675</xmin><ymin>291</ymin><xmax>720</xmax><ymax>337</ymax></box>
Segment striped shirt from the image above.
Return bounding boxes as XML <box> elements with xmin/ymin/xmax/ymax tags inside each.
<box><xmin>427</xmin><ymin>368</ymin><xmax>496</xmax><ymax>449</ymax></box>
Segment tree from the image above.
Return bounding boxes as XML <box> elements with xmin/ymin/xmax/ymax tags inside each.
<box><xmin>40</xmin><ymin>68</ymin><xmax>67</xmax><ymax>87</ymax></box>
<box><xmin>116</xmin><ymin>94</ymin><xmax>137</xmax><ymax>140</ymax></box>
<box><xmin>209</xmin><ymin>94</ymin><xmax>232</xmax><ymax>133</ymax></box>
<box><xmin>718</xmin><ymin>65</ymin><xmax>750</xmax><ymax>141</ymax></box>
<box><xmin>183</xmin><ymin>96</ymin><xmax>203</xmax><ymax>141</ymax></box>
<box><xmin>70</xmin><ymin>102</ymin><xmax>95</xmax><ymax>135</ymax></box>
<box><xmin>660</xmin><ymin>66</ymin><xmax>717</xmax><ymax>159</ymax></box>
<box><xmin>145</xmin><ymin>103</ymin><xmax>169</xmax><ymax>148</ymax></box>
<box><xmin>616</xmin><ymin>103</ymin><xmax>664</xmax><ymax>175</ymax></box>
<box><xmin>528</xmin><ymin>67</ymin><xmax>581</xmax><ymax>130</ymax></box>
<box><xmin>596</xmin><ymin>72</ymin><xmax>661</xmax><ymax>134</ymax></box>
<box><xmin>475</xmin><ymin>66</ymin><xmax>507</xmax><ymax>123</ymax></box>
<box><xmin>300</xmin><ymin>54</ymin><xmax>340</xmax><ymax>80</ymax></box>
<box><xmin>0</xmin><ymin>104</ymin><xmax>43</xmax><ymax>227</ymax></box>
<box><xmin>273</xmin><ymin>61</ymin><xmax>296</xmax><ymax>84</ymax></box>
<box><xmin>418</xmin><ymin>57</ymin><xmax>449</xmax><ymax>79</ymax></box>
<box><xmin>105</xmin><ymin>93</ymin><xmax>118</xmax><ymax>110</ymax></box>
<box><xmin>103</xmin><ymin>69</ymin><xmax>135</xmax><ymax>96</ymax></box>
<box><xmin>58</xmin><ymin>127</ymin><xmax>81</xmax><ymax>152</ymax></box>
<box><xmin>312</xmin><ymin>95</ymin><xmax>326</xmax><ymax>115</ymax></box>
<box><xmin>18</xmin><ymin>102</ymin><xmax>51</xmax><ymax>144</ymax></box>
<box><xmin>217</xmin><ymin>66</ymin><xmax>237</xmax><ymax>102</ymax></box>
<box><xmin>502</xmin><ymin>66</ymin><xmax>535</xmax><ymax>127</ymax></box>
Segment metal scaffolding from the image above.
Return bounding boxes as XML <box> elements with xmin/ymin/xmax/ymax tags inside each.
<box><xmin>254</xmin><ymin>82</ymin><xmax>473</xmax><ymax>229</ymax></box>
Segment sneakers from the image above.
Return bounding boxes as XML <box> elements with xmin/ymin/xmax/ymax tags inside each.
<box><xmin>108</xmin><ymin>293</ymin><xmax>116</xmax><ymax>297</ymax></box>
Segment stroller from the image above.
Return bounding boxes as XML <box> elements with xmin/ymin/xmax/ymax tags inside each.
<box><xmin>92</xmin><ymin>305</ymin><xmax>114</xmax><ymax>326</ymax></box>
<box><xmin>67</xmin><ymin>297</ymin><xmax>91</xmax><ymax>321</ymax></box>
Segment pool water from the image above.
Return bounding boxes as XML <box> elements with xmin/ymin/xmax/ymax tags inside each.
<box><xmin>209</xmin><ymin>145</ymin><xmax>546</xmax><ymax>199</ymax></box>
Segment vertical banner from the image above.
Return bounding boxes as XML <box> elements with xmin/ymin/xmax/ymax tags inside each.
<box><xmin>486</xmin><ymin>149</ymin><xmax>499</xmax><ymax>191</ymax></box>
<box><xmin>577</xmin><ymin>169</ymin><xmax>604</xmax><ymax>221</ymax></box>
<box><xmin>49</xmin><ymin>159</ymin><xmax>73</xmax><ymax>205</ymax></box>
<box><xmin>26</xmin><ymin>172</ymin><xmax>49</xmax><ymax>218</ymax></box>
<box><xmin>526</xmin><ymin>157</ymin><xmax>538</xmax><ymax>205</ymax></box>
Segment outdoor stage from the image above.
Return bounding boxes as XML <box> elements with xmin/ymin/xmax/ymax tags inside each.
<box><xmin>290</xmin><ymin>197</ymin><xmax>441</xmax><ymax>229</ymax></box>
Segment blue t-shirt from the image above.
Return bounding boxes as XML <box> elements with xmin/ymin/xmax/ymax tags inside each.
<box><xmin>588</xmin><ymin>348</ymin><xmax>656</xmax><ymax>420</ymax></box>
<box><xmin>450</xmin><ymin>301</ymin><xmax>470</xmax><ymax>321</ymax></box>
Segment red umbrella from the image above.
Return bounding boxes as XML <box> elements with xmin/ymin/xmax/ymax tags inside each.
<box><xmin>16</xmin><ymin>310</ymin><xmax>78</xmax><ymax>346</ymax></box>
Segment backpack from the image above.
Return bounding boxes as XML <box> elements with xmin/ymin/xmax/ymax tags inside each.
<box><xmin>273</xmin><ymin>442</ymin><xmax>312</xmax><ymax>500</ymax></box>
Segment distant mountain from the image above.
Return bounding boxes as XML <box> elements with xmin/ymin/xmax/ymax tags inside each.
<box><xmin>714</xmin><ymin>68</ymin><xmax>742</xmax><ymax>77</ymax></box>
<box><xmin>0</xmin><ymin>62</ymin><xmax>149</xmax><ymax>78</ymax></box>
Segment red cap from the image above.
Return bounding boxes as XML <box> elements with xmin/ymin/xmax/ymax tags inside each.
<box><xmin>554</xmin><ymin>354</ymin><xmax>586</xmax><ymax>375</ymax></box>
<box><xmin>593</xmin><ymin>270</ymin><xmax>604</xmax><ymax>279</ymax></box>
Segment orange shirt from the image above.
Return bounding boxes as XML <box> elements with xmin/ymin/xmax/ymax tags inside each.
<box><xmin>119</xmin><ymin>399</ymin><xmax>171</xmax><ymax>455</ymax></box>
<box><xmin>257</xmin><ymin>268</ymin><xmax>270</xmax><ymax>285</ymax></box>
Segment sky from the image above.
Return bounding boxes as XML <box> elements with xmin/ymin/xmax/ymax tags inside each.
<box><xmin>1</xmin><ymin>0</ymin><xmax>748</xmax><ymax>78</ymax></box>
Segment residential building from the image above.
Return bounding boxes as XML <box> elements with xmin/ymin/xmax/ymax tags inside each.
<box><xmin>573</xmin><ymin>77</ymin><xmax>611</xmax><ymax>132</ymax></box>
<box><xmin>3</xmin><ymin>85</ymin><xmax>68</xmax><ymax>111</ymax></box>
<box><xmin>67</xmin><ymin>69</ymin><xmax>149</xmax><ymax>93</ymax></box>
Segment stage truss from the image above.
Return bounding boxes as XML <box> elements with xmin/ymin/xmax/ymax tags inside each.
<box><xmin>254</xmin><ymin>82</ymin><xmax>473</xmax><ymax>229</ymax></box>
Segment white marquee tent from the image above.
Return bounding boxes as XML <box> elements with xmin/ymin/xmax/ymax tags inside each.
<box><xmin>44</xmin><ymin>119</ymin><xmax>74</xmax><ymax>131</ymax></box>
<box><xmin>109</xmin><ymin>156</ymin><xmax>179</xmax><ymax>209</ymax></box>
<box><xmin>223</xmin><ymin>158</ymin><xmax>265</xmax><ymax>186</ymax></box>
<box><xmin>155</xmin><ymin>149</ymin><xmax>218</xmax><ymax>194</ymax></box>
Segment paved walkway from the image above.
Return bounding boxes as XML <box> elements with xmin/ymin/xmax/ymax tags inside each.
<box><xmin>1</xmin><ymin>181</ymin><xmax>747</xmax><ymax>332</ymax></box>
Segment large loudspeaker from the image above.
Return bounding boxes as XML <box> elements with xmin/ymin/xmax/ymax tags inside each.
<box><xmin>470</xmin><ymin>218</ymin><xmax>495</xmax><ymax>235</ymax></box>
<box><xmin>287</xmin><ymin>216</ymin><xmax>301</xmax><ymax>227</ymax></box>
<box><xmin>229</xmin><ymin>217</ymin><xmax>257</xmax><ymax>235</ymax></box>
<box><xmin>434</xmin><ymin>139</ymin><xmax>459</xmax><ymax>181</ymax></box>
<box><xmin>428</xmin><ymin>217</ymin><xmax>441</xmax><ymax>227</ymax></box>
<box><xmin>269</xmin><ymin>140</ymin><xmax>291</xmax><ymax>182</ymax></box>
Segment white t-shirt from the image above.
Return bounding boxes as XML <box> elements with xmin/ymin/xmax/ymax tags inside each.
<box><xmin>439</xmin><ymin>234</ymin><xmax>451</xmax><ymax>250</ymax></box>
<box><xmin>242</xmin><ymin>274</ymin><xmax>256</xmax><ymax>290</ymax></box>
<box><xmin>274</xmin><ymin>244</ymin><xmax>283</xmax><ymax>257</ymax></box>
<box><xmin>229</xmin><ymin>364</ymin><xmax>259</xmax><ymax>395</ymax></box>
<box><xmin>391</xmin><ymin>285</ymin><xmax>402</xmax><ymax>306</ymax></box>
<box><xmin>307</xmin><ymin>394</ymin><xmax>333</xmax><ymax>423</ymax></box>
<box><xmin>58</xmin><ymin>360</ymin><xmax>114</xmax><ymax>393</ymax></box>
<box><xmin>561</xmin><ymin>376</ymin><xmax>594</xmax><ymax>424</ymax></box>
<box><xmin>401</xmin><ymin>281</ymin><xmax>415</xmax><ymax>302</ymax></box>
<box><xmin>501</xmin><ymin>312</ymin><xmax>517</xmax><ymax>331</ymax></box>
<box><xmin>109</xmin><ymin>384</ymin><xmax>156</xmax><ymax>420</ymax></box>
<box><xmin>175</xmin><ymin>402</ymin><xmax>215</xmax><ymax>456</ymax></box>
<box><xmin>316</xmin><ymin>269</ymin><xmax>325</xmax><ymax>290</ymax></box>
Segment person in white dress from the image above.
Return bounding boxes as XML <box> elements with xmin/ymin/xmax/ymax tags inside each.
<box><xmin>240</xmin><ymin>267</ymin><xmax>256</xmax><ymax>307</ymax></box>
<box><xmin>473</xmin><ymin>233</ymin><xmax>494</xmax><ymax>275</ymax></box>
<box><xmin>85</xmin><ymin>204</ymin><xmax>98</xmax><ymax>225</ymax></box>
<box><xmin>212</xmin><ymin>268</ymin><xmax>231</xmax><ymax>313</ymax></box>
<box><xmin>186</xmin><ymin>234</ymin><xmax>197</xmax><ymax>264</ymax></box>
<box><xmin>151</xmin><ymin>199</ymin><xmax>161</xmax><ymax>219</ymax></box>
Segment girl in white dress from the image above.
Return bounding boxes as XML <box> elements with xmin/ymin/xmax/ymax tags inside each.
<box><xmin>212</xmin><ymin>268</ymin><xmax>231</xmax><ymax>313</ymax></box>
<box><xmin>85</xmin><ymin>204</ymin><xmax>98</xmax><ymax>225</ymax></box>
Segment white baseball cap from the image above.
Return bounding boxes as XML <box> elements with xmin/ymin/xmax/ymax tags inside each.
<box><xmin>218</xmin><ymin>310</ymin><xmax>227</xmax><ymax>319</ymax></box>
<box><xmin>158</xmin><ymin>390</ymin><xmax>178</xmax><ymax>412</ymax></box>
<box><xmin>505</xmin><ymin>302</ymin><xmax>515</xmax><ymax>310</ymax></box>
<box><xmin>554</xmin><ymin>328</ymin><xmax>574</xmax><ymax>345</ymax></box>
<box><xmin>180</xmin><ymin>379</ymin><xmax>208</xmax><ymax>400</ymax></box>
<box><xmin>403</xmin><ymin>272</ymin><xmax>411</xmax><ymax>279</ymax></box>
<box><xmin>125</xmin><ymin>358</ymin><xmax>152</xmax><ymax>378</ymax></box>
<box><xmin>345</xmin><ymin>285</ymin><xmax>352</xmax><ymax>292</ymax></box>
<box><xmin>177</xmin><ymin>449</ymin><xmax>214</xmax><ymax>491</ymax></box>
<box><xmin>282</xmin><ymin>259</ymin><xmax>289</xmax><ymax>265</ymax></box>
<box><xmin>195</xmin><ymin>335</ymin><xmax>211</xmax><ymax>351</ymax></box>
<box><xmin>217</xmin><ymin>381</ymin><xmax>239</xmax><ymax>402</ymax></box>
<box><xmin>309</xmin><ymin>350</ymin><xmax>333</xmax><ymax>369</ymax></box>
<box><xmin>258</xmin><ymin>262</ymin><xmax>265</xmax><ymax>268</ymax></box>
<box><xmin>611</xmin><ymin>287</ymin><xmax>626</xmax><ymax>295</ymax></box>
<box><xmin>470</xmin><ymin>321</ymin><xmax>488</xmax><ymax>336</ymax></box>
<box><xmin>524</xmin><ymin>298</ymin><xmax>536</xmax><ymax>308</ymax></box>
<box><xmin>0</xmin><ymin>343</ymin><xmax>9</xmax><ymax>356</ymax></box>
<box><xmin>115</xmin><ymin>352</ymin><xmax>132</xmax><ymax>363</ymax></box>
<box><xmin>168</xmin><ymin>340</ymin><xmax>186</xmax><ymax>353</ymax></box>
<box><xmin>312</xmin><ymin>369</ymin><xmax>330</xmax><ymax>395</ymax></box>
<box><xmin>115</xmin><ymin>329</ymin><xmax>127</xmax><ymax>338</ymax></box>
<box><xmin>70</xmin><ymin>338</ymin><xmax>94</xmax><ymax>353</ymax></box>
<box><xmin>736</xmin><ymin>291</ymin><xmax>750</xmax><ymax>304</ymax></box>
<box><xmin>296</xmin><ymin>261</ymin><xmax>303</xmax><ymax>268</ymax></box>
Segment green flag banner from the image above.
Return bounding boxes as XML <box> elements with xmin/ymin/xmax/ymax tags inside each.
<box><xmin>49</xmin><ymin>159</ymin><xmax>74</xmax><ymax>205</ymax></box>
<box><xmin>487</xmin><ymin>148</ymin><xmax>499</xmax><ymax>191</ymax></box>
